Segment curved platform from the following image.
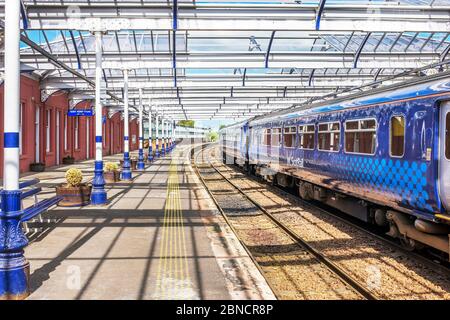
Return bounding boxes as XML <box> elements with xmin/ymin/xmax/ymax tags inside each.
<box><xmin>21</xmin><ymin>142</ymin><xmax>274</xmax><ymax>300</ymax></box>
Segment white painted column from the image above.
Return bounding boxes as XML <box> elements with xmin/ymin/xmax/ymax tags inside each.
<box><xmin>161</xmin><ymin>114</ymin><xmax>166</xmax><ymax>155</ymax></box>
<box><xmin>148</xmin><ymin>105</ymin><xmax>153</xmax><ymax>161</ymax></box>
<box><xmin>94</xmin><ymin>32</ymin><xmax>103</xmax><ymax>162</ymax></box>
<box><xmin>137</xmin><ymin>88</ymin><xmax>145</xmax><ymax>169</ymax></box>
<box><xmin>1</xmin><ymin>0</ymin><xmax>31</xmax><ymax>299</ymax></box>
<box><xmin>3</xmin><ymin>0</ymin><xmax>21</xmax><ymax>191</ymax></box>
<box><xmin>91</xmin><ymin>31</ymin><xmax>107</xmax><ymax>205</ymax></box>
<box><xmin>121</xmin><ymin>69</ymin><xmax>132</xmax><ymax>179</ymax></box>
<box><xmin>155</xmin><ymin>108</ymin><xmax>160</xmax><ymax>157</ymax></box>
<box><xmin>124</xmin><ymin>70</ymin><xmax>129</xmax><ymax>155</ymax></box>
<box><xmin>165</xmin><ymin>118</ymin><xmax>169</xmax><ymax>151</ymax></box>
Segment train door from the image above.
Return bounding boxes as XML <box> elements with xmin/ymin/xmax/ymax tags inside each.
<box><xmin>439</xmin><ymin>101</ymin><xmax>450</xmax><ymax>212</ymax></box>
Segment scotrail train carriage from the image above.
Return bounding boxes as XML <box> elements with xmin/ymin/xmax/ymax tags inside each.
<box><xmin>220</xmin><ymin>72</ymin><xmax>450</xmax><ymax>258</ymax></box>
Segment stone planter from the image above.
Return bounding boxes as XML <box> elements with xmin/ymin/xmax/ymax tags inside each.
<box><xmin>120</xmin><ymin>159</ymin><xmax>137</xmax><ymax>170</ymax></box>
<box><xmin>62</xmin><ymin>157</ymin><xmax>75</xmax><ymax>165</ymax></box>
<box><xmin>104</xmin><ymin>171</ymin><xmax>121</xmax><ymax>183</ymax></box>
<box><xmin>56</xmin><ymin>183</ymin><xmax>92</xmax><ymax>207</ymax></box>
<box><xmin>30</xmin><ymin>163</ymin><xmax>45</xmax><ymax>172</ymax></box>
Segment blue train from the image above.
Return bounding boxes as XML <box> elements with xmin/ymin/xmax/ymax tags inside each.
<box><xmin>219</xmin><ymin>73</ymin><xmax>450</xmax><ymax>257</ymax></box>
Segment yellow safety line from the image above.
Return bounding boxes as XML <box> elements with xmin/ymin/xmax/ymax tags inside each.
<box><xmin>155</xmin><ymin>151</ymin><xmax>190</xmax><ymax>299</ymax></box>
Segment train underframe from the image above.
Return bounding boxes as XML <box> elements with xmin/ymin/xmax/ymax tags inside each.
<box><xmin>223</xmin><ymin>150</ymin><xmax>450</xmax><ymax>261</ymax></box>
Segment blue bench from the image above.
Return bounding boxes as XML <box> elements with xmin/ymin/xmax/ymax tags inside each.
<box><xmin>0</xmin><ymin>178</ymin><xmax>62</xmax><ymax>229</ymax></box>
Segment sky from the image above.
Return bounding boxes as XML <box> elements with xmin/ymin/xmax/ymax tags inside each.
<box><xmin>195</xmin><ymin>119</ymin><xmax>235</xmax><ymax>131</ymax></box>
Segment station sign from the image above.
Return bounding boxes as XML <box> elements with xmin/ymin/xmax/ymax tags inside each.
<box><xmin>68</xmin><ymin>109</ymin><xmax>94</xmax><ymax>117</ymax></box>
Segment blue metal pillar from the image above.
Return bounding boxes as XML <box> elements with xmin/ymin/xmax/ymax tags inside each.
<box><xmin>137</xmin><ymin>89</ymin><xmax>145</xmax><ymax>170</ymax></box>
<box><xmin>0</xmin><ymin>0</ymin><xmax>30</xmax><ymax>299</ymax></box>
<box><xmin>121</xmin><ymin>69</ymin><xmax>132</xmax><ymax>180</ymax></box>
<box><xmin>91</xmin><ymin>31</ymin><xmax>107</xmax><ymax>205</ymax></box>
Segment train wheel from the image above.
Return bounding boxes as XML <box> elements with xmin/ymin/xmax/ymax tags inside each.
<box><xmin>399</xmin><ymin>236</ymin><xmax>417</xmax><ymax>251</ymax></box>
<box><xmin>299</xmin><ymin>182</ymin><xmax>313</xmax><ymax>201</ymax></box>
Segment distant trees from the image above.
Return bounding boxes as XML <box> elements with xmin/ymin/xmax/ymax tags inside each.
<box><xmin>207</xmin><ymin>131</ymin><xmax>219</xmax><ymax>142</ymax></box>
<box><xmin>219</xmin><ymin>124</ymin><xmax>226</xmax><ymax>130</ymax></box>
<box><xmin>177</xmin><ymin>120</ymin><xmax>195</xmax><ymax>128</ymax></box>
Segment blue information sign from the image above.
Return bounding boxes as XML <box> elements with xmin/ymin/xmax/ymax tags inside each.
<box><xmin>68</xmin><ymin>109</ymin><xmax>94</xmax><ymax>117</ymax></box>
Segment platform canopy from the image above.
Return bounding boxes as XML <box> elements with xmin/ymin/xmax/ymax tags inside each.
<box><xmin>1</xmin><ymin>0</ymin><xmax>450</xmax><ymax>120</ymax></box>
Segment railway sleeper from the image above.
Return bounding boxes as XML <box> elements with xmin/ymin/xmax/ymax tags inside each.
<box><xmin>275</xmin><ymin>173</ymin><xmax>295</xmax><ymax>188</ymax></box>
<box><xmin>234</xmin><ymin>158</ymin><xmax>450</xmax><ymax>258</ymax></box>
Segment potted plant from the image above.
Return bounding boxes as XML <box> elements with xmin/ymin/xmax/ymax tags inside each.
<box><xmin>30</xmin><ymin>162</ymin><xmax>46</xmax><ymax>172</ymax></box>
<box><xmin>131</xmin><ymin>156</ymin><xmax>138</xmax><ymax>170</ymax></box>
<box><xmin>62</xmin><ymin>156</ymin><xmax>75</xmax><ymax>165</ymax></box>
<box><xmin>56</xmin><ymin>168</ymin><xmax>92</xmax><ymax>207</ymax></box>
<box><xmin>104</xmin><ymin>162</ymin><xmax>121</xmax><ymax>183</ymax></box>
<box><xmin>120</xmin><ymin>157</ymin><xmax>138</xmax><ymax>170</ymax></box>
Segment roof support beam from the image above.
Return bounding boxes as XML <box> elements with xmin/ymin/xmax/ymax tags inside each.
<box><xmin>0</xmin><ymin>24</ymin><xmax>123</xmax><ymax>105</ymax></box>
<box><xmin>173</xmin><ymin>30</ymin><xmax>177</xmax><ymax>87</ymax></box>
<box><xmin>315</xmin><ymin>0</ymin><xmax>327</xmax><ymax>31</ymax></box>
<box><xmin>173</xmin><ymin>0</ymin><xmax>178</xmax><ymax>87</ymax></box>
<box><xmin>26</xmin><ymin>53</ymin><xmax>431</xmax><ymax>70</ymax></box>
<box><xmin>308</xmin><ymin>69</ymin><xmax>315</xmax><ymax>87</ymax></box>
<box><xmin>15</xmin><ymin>3</ymin><xmax>450</xmax><ymax>32</ymax></box>
<box><xmin>353</xmin><ymin>32</ymin><xmax>371</xmax><ymax>68</ymax></box>
<box><xmin>69</xmin><ymin>30</ymin><xmax>82</xmax><ymax>70</ymax></box>
<box><xmin>441</xmin><ymin>44</ymin><xmax>450</xmax><ymax>62</ymax></box>
<box><xmin>265</xmin><ymin>31</ymin><xmax>276</xmax><ymax>68</ymax></box>
<box><xmin>20</xmin><ymin>0</ymin><xmax>29</xmax><ymax>29</ymax></box>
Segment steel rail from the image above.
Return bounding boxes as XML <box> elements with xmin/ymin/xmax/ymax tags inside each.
<box><xmin>195</xmin><ymin>143</ymin><xmax>379</xmax><ymax>300</ymax></box>
<box><xmin>190</xmin><ymin>143</ymin><xmax>281</xmax><ymax>301</ymax></box>
<box><xmin>233</xmin><ymin>165</ymin><xmax>450</xmax><ymax>277</ymax></box>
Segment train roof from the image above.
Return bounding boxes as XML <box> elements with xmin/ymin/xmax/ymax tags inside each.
<box><xmin>248</xmin><ymin>71</ymin><xmax>450</xmax><ymax>126</ymax></box>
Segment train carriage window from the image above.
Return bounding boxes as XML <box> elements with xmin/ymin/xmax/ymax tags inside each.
<box><xmin>318</xmin><ymin>122</ymin><xmax>340</xmax><ymax>152</ymax></box>
<box><xmin>345</xmin><ymin>119</ymin><xmax>377</xmax><ymax>155</ymax></box>
<box><xmin>446</xmin><ymin>113</ymin><xmax>450</xmax><ymax>160</ymax></box>
<box><xmin>263</xmin><ymin>129</ymin><xmax>271</xmax><ymax>146</ymax></box>
<box><xmin>390</xmin><ymin>116</ymin><xmax>405</xmax><ymax>158</ymax></box>
<box><xmin>299</xmin><ymin>125</ymin><xmax>315</xmax><ymax>150</ymax></box>
<box><xmin>283</xmin><ymin>126</ymin><xmax>297</xmax><ymax>148</ymax></box>
<box><xmin>271</xmin><ymin>128</ymin><xmax>282</xmax><ymax>146</ymax></box>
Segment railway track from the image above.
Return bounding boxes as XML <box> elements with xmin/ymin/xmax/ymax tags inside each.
<box><xmin>192</xmin><ymin>143</ymin><xmax>379</xmax><ymax>300</ymax></box>
<box><xmin>210</xmin><ymin>145</ymin><xmax>450</xmax><ymax>300</ymax></box>
<box><xmin>220</xmin><ymin>153</ymin><xmax>450</xmax><ymax>276</ymax></box>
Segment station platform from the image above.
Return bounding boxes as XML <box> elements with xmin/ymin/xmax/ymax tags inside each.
<box><xmin>19</xmin><ymin>142</ymin><xmax>274</xmax><ymax>300</ymax></box>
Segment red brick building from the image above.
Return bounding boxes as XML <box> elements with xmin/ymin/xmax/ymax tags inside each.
<box><xmin>0</xmin><ymin>75</ymin><xmax>138</xmax><ymax>178</ymax></box>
